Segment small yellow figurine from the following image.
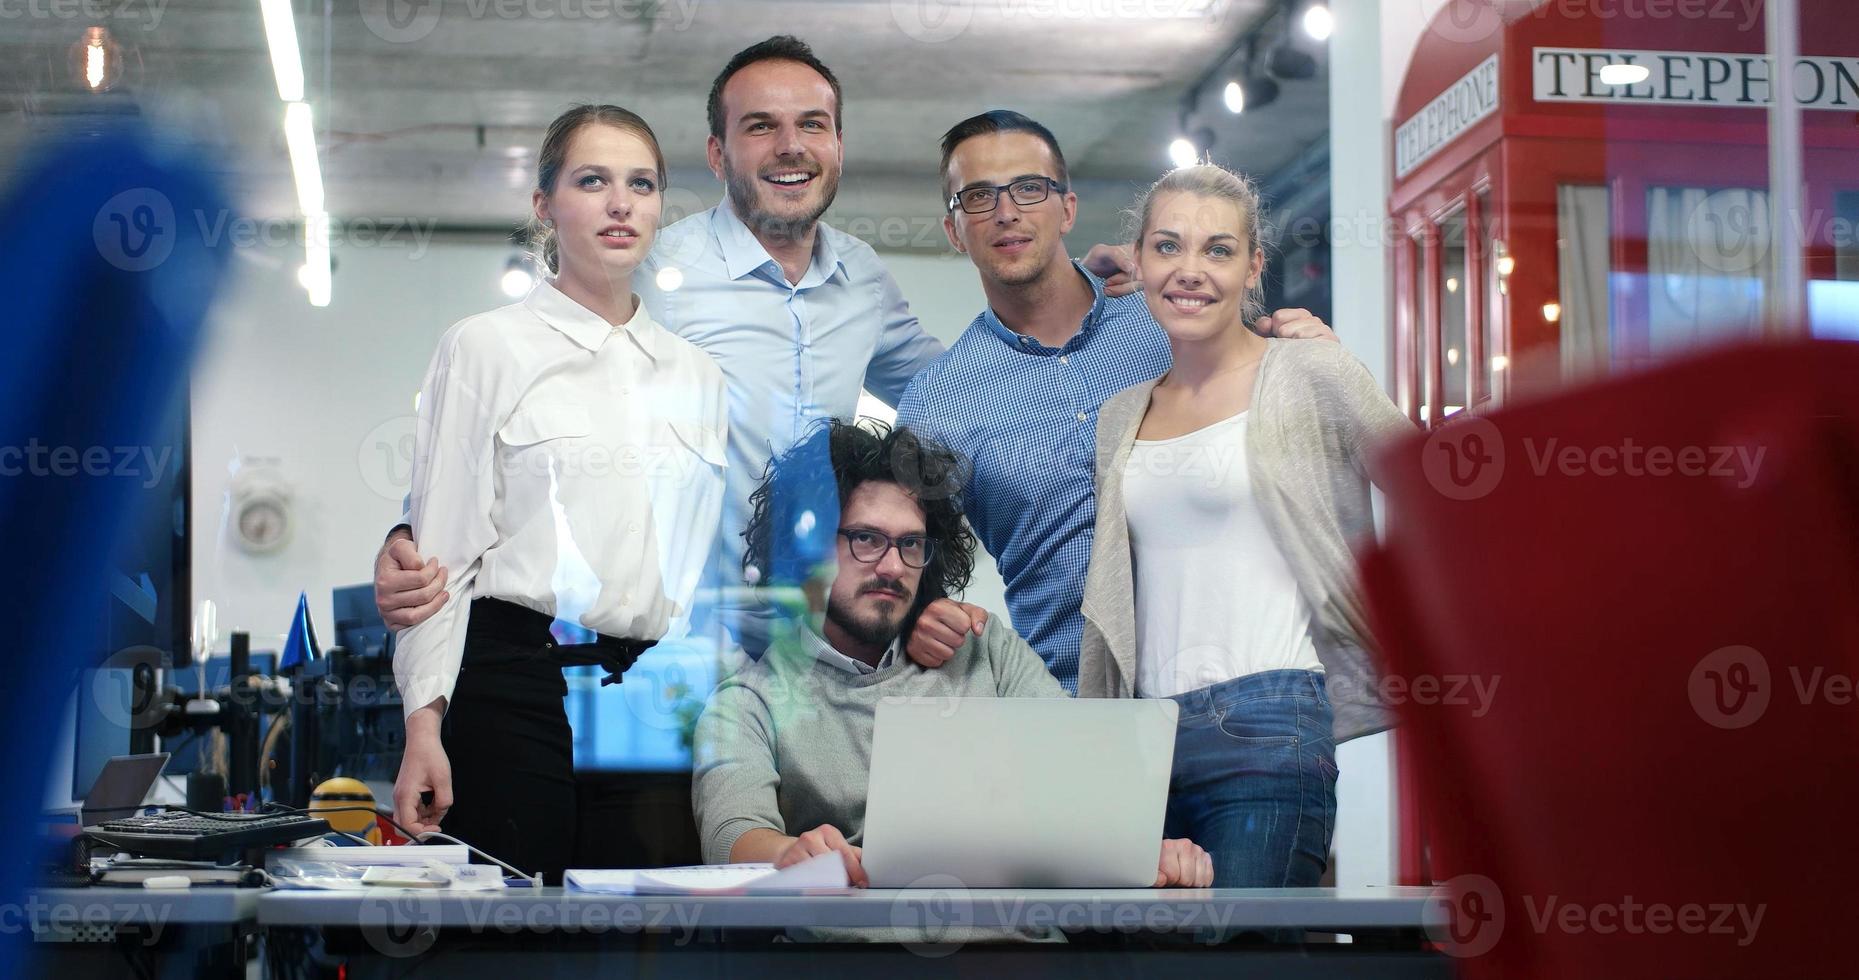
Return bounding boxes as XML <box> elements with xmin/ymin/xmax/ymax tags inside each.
<box><xmin>310</xmin><ymin>777</ymin><xmax>382</xmax><ymax>845</ymax></box>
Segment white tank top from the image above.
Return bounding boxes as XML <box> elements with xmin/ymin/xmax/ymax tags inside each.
<box><xmin>1123</xmin><ymin>411</ymin><xmax>1323</xmax><ymax>699</ymax></box>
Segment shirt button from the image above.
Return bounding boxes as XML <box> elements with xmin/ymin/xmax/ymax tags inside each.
<box><xmin>1059</xmin><ymin>355</ymin><xmax>1070</xmax><ymax>365</ymax></box>
<box><xmin>622</xmin><ymin>593</ymin><xmax>633</xmax><ymax>605</ymax></box>
<box><xmin>1021</xmin><ymin>337</ymin><xmax>1031</xmax><ymax>345</ymax></box>
<box><xmin>1075</xmin><ymin>412</ymin><xmax>1088</xmax><ymax>422</ymax></box>
<box><xmin>628</xmin><ymin>522</ymin><xmax>640</xmax><ymax>534</ymax></box>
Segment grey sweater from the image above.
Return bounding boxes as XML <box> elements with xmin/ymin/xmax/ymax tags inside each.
<box><xmin>692</xmin><ymin>615</ymin><xmax>1066</xmax><ymax>867</ymax></box>
<box><xmin>1078</xmin><ymin>338</ymin><xmax>1414</xmax><ymax>741</ymax></box>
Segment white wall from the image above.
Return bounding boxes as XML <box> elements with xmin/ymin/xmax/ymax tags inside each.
<box><xmin>1325</xmin><ymin>0</ymin><xmax>1408</xmax><ymax>891</ymax></box>
<box><xmin>190</xmin><ymin>238</ymin><xmax>511</xmax><ymax>649</ymax></box>
<box><xmin>1342</xmin><ymin>0</ymin><xmax>1540</xmax><ymax>888</ymax></box>
<box><xmin>1383</xmin><ymin>0</ymin><xmax>1460</xmax><ymax>116</ymax></box>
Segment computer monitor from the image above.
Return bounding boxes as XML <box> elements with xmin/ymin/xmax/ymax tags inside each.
<box><xmin>72</xmin><ymin>650</ymin><xmax>162</xmax><ymax>801</ymax></box>
<box><xmin>333</xmin><ymin>584</ymin><xmax>391</xmax><ymax>659</ymax></box>
<box><xmin>99</xmin><ymin>389</ymin><xmax>190</xmax><ymax>671</ymax></box>
<box><xmin>72</xmin><ymin>388</ymin><xmax>191</xmax><ymax>797</ymax></box>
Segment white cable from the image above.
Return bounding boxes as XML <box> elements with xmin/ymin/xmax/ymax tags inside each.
<box><xmin>415</xmin><ymin>832</ymin><xmax>544</xmax><ymax>887</ymax></box>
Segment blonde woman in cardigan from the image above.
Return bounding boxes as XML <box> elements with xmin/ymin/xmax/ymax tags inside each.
<box><xmin>1079</xmin><ymin>164</ymin><xmax>1411</xmax><ymax>892</ymax></box>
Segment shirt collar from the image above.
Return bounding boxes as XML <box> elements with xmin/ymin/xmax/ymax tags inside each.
<box><xmin>523</xmin><ymin>277</ymin><xmax>659</xmax><ymax>361</ymax></box>
<box><xmin>980</xmin><ymin>259</ymin><xmax>1108</xmax><ymax>354</ymax></box>
<box><xmin>711</xmin><ymin>197</ymin><xmax>846</xmax><ymax>287</ymax></box>
<box><xmin>799</xmin><ymin>623</ymin><xmax>898</xmax><ymax>675</ymax></box>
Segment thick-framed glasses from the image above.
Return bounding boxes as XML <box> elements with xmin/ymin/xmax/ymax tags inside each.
<box><xmin>947</xmin><ymin>176</ymin><xmax>1067</xmax><ymax>215</ymax></box>
<box><xmin>838</xmin><ymin>528</ymin><xmax>936</xmax><ymax>568</ymax></box>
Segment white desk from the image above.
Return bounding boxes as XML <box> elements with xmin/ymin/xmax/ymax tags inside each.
<box><xmin>258</xmin><ymin>884</ymin><xmax>1441</xmax><ymax>931</ymax></box>
<box><xmin>259</xmin><ymin>885</ymin><xmax>1450</xmax><ymax>978</ymax></box>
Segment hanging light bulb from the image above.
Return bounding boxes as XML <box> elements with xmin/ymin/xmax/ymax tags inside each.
<box><xmin>69</xmin><ymin>26</ymin><xmax>124</xmax><ymax>93</ymax></box>
<box><xmin>1494</xmin><ymin>240</ymin><xmax>1516</xmax><ymax>278</ymax></box>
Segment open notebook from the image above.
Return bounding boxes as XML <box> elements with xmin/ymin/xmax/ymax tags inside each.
<box><xmin>566</xmin><ymin>851</ymin><xmax>849</xmax><ymax>895</ymax></box>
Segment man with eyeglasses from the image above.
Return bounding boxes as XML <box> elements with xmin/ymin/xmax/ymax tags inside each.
<box><xmin>894</xmin><ymin>110</ymin><xmax>1338</xmax><ymax>692</ymax></box>
<box><xmin>692</xmin><ymin>419</ymin><xmax>1212</xmax><ymax>918</ymax></box>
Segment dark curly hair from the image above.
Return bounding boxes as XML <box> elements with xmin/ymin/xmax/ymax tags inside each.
<box><xmin>742</xmin><ymin>419</ymin><xmax>975</xmax><ymax>621</ymax></box>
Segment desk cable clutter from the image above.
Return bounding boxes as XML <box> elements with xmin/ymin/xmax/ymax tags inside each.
<box><xmin>267</xmin><ymin>803</ymin><xmax>545</xmax><ymax>888</ymax></box>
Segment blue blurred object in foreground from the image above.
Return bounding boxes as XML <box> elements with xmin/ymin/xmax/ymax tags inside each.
<box><xmin>0</xmin><ymin>123</ymin><xmax>230</xmax><ymax>973</ymax></box>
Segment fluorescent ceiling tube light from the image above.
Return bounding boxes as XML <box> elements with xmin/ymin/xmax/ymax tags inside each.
<box><xmin>258</xmin><ymin>0</ymin><xmax>305</xmax><ymax>102</ymax></box>
<box><xmin>283</xmin><ymin>101</ymin><xmax>324</xmax><ymax>214</ymax></box>
<box><xmin>301</xmin><ymin>210</ymin><xmax>331</xmax><ymax>308</ymax></box>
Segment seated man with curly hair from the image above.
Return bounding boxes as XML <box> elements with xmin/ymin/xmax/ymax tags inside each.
<box><xmin>691</xmin><ymin>420</ymin><xmax>1210</xmax><ymax>934</ymax></box>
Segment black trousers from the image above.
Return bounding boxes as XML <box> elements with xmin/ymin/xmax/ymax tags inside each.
<box><xmin>437</xmin><ymin>598</ymin><xmax>651</xmax><ymax>885</ymax></box>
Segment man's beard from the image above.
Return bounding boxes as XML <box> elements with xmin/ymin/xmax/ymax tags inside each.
<box><xmin>988</xmin><ymin>241</ymin><xmax>1053</xmax><ymax>288</ymax></box>
<box><xmin>723</xmin><ymin>156</ymin><xmax>839</xmax><ymax>243</ymax></box>
<box><xmin>826</xmin><ymin>580</ymin><xmax>912</xmax><ymax>649</ymax></box>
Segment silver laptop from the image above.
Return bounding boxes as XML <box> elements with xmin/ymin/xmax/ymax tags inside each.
<box><xmin>80</xmin><ymin>753</ymin><xmax>170</xmax><ymax>826</ymax></box>
<box><xmin>861</xmin><ymin>698</ymin><xmax>1178</xmax><ymax>888</ymax></box>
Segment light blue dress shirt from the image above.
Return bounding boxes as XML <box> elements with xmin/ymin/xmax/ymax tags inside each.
<box><xmin>896</xmin><ymin>263</ymin><xmax>1173</xmax><ymax>692</ymax></box>
<box><xmin>634</xmin><ymin>199</ymin><xmax>946</xmax><ymax>590</ymax></box>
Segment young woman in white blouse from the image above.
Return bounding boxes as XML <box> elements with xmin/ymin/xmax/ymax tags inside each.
<box><xmin>1079</xmin><ymin>164</ymin><xmax>1411</xmax><ymax>896</ymax></box>
<box><xmin>390</xmin><ymin>105</ymin><xmax>728</xmax><ymax>882</ymax></box>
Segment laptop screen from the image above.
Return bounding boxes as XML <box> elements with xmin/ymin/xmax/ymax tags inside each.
<box><xmin>81</xmin><ymin>753</ymin><xmax>169</xmax><ymax>823</ymax></box>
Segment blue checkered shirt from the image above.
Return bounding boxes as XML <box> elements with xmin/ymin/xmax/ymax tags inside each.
<box><xmin>896</xmin><ymin>262</ymin><xmax>1171</xmax><ymax>692</ymax></box>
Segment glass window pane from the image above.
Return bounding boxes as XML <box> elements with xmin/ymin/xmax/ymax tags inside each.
<box><xmin>1837</xmin><ymin>191</ymin><xmax>1859</xmax><ymax>283</ymax></box>
<box><xmin>1557</xmin><ymin>185</ymin><xmax>1613</xmax><ymax>379</ymax></box>
<box><xmin>1413</xmin><ymin>233</ymin><xmax>1431</xmax><ymax>423</ymax></box>
<box><xmin>1438</xmin><ymin>211</ymin><xmax>1468</xmax><ymax>419</ymax></box>
<box><xmin>1476</xmin><ymin>190</ymin><xmax>1497</xmax><ymax>405</ymax></box>
<box><xmin>1645</xmin><ymin>186</ymin><xmax>1771</xmax><ymax>363</ymax></box>
<box><xmin>1807</xmin><ymin>191</ymin><xmax>1859</xmax><ymax>341</ymax></box>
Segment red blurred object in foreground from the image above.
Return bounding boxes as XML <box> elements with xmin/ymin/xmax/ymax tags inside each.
<box><xmin>1360</xmin><ymin>339</ymin><xmax>1859</xmax><ymax>977</ymax></box>
<box><xmin>376</xmin><ymin>815</ymin><xmax>415</xmax><ymax>847</ymax></box>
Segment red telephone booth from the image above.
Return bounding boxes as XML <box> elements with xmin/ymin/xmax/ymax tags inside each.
<box><xmin>1385</xmin><ymin>0</ymin><xmax>1859</xmax><ymax>885</ymax></box>
<box><xmin>1389</xmin><ymin>0</ymin><xmax>1859</xmax><ymax>427</ymax></box>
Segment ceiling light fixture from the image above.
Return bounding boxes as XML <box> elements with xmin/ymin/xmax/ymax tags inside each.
<box><xmin>300</xmin><ymin>211</ymin><xmax>331</xmax><ymax>308</ymax></box>
<box><xmin>282</xmin><ymin>101</ymin><xmax>324</xmax><ymax>214</ymax></box>
<box><xmin>1223</xmin><ymin>80</ymin><xmax>1245</xmax><ymax>114</ymax></box>
<box><xmin>1168</xmin><ymin>137</ymin><xmax>1199</xmax><ymax>168</ymax></box>
<box><xmin>257</xmin><ymin>0</ymin><xmax>305</xmax><ymax>102</ymax></box>
<box><xmin>1302</xmin><ymin>3</ymin><xmax>1334</xmax><ymax>42</ymax></box>
<box><xmin>69</xmin><ymin>26</ymin><xmax>123</xmax><ymax>92</ymax></box>
<box><xmin>501</xmin><ymin>255</ymin><xmax>534</xmax><ymax>298</ymax></box>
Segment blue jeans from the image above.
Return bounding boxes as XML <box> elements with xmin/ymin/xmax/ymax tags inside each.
<box><xmin>1161</xmin><ymin>669</ymin><xmax>1339</xmax><ymax>891</ymax></box>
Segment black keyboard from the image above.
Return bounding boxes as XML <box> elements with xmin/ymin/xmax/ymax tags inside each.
<box><xmin>84</xmin><ymin>810</ymin><xmax>331</xmax><ymax>861</ymax></box>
